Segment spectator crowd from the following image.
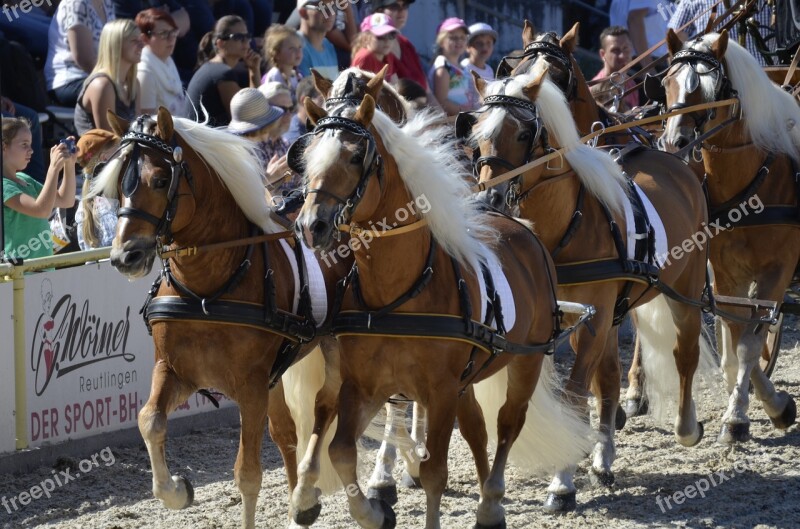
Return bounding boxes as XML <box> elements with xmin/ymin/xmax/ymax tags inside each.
<box><xmin>0</xmin><ymin>0</ymin><xmax>780</xmax><ymax>261</ymax></box>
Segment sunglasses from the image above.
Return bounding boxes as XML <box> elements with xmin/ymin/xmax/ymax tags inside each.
<box><xmin>376</xmin><ymin>33</ymin><xmax>397</xmax><ymax>41</ymax></box>
<box><xmin>219</xmin><ymin>32</ymin><xmax>251</xmax><ymax>42</ymax></box>
<box><xmin>148</xmin><ymin>29</ymin><xmax>179</xmax><ymax>40</ymax></box>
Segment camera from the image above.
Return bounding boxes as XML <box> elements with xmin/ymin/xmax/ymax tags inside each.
<box><xmin>60</xmin><ymin>138</ymin><xmax>77</xmax><ymax>155</ymax></box>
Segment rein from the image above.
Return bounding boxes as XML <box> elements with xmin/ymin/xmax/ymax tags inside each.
<box><xmin>159</xmin><ymin>230</ymin><xmax>295</xmax><ymax>259</ymax></box>
<box><xmin>469</xmin><ymin>97</ymin><xmax>740</xmax><ymax>193</ymax></box>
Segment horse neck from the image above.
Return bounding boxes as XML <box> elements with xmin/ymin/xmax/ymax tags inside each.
<box><xmin>518</xmin><ymin>167</ymin><xmax>617</xmax><ymax>260</ymax></box>
<box><xmin>571</xmin><ymin>68</ymin><xmax>602</xmax><ymax>136</ymax></box>
<box><xmin>703</xmin><ymin>120</ymin><xmax>796</xmax><ymax>207</ymax></box>
<box><xmin>168</xmin><ymin>156</ymin><xmax>258</xmax><ymax>290</ymax></box>
<box><xmin>350</xmin><ymin>153</ymin><xmax>434</xmax><ymax>308</ymax></box>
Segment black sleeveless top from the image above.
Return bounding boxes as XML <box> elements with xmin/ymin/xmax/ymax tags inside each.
<box><xmin>74</xmin><ymin>73</ymin><xmax>136</xmax><ymax>136</ymax></box>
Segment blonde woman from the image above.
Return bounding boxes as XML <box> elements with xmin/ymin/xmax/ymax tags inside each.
<box><xmin>75</xmin><ymin>19</ymin><xmax>143</xmax><ymax>136</ymax></box>
<box><xmin>74</xmin><ymin>129</ymin><xmax>120</xmax><ymax>249</ymax></box>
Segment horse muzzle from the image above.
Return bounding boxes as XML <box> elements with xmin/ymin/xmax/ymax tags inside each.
<box><xmin>476</xmin><ymin>187</ymin><xmax>509</xmax><ymax>214</ymax></box>
<box><xmin>110</xmin><ymin>237</ymin><xmax>156</xmax><ymax>278</ymax></box>
<box><xmin>295</xmin><ymin>204</ymin><xmax>338</xmax><ymax>251</ymax></box>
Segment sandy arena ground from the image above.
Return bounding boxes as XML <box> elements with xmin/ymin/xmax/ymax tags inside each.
<box><xmin>2</xmin><ymin>316</ymin><xmax>798</xmax><ymax>529</ymax></box>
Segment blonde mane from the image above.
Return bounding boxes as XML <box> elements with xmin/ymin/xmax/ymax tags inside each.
<box><xmin>692</xmin><ymin>33</ymin><xmax>800</xmax><ymax>161</ymax></box>
<box><xmin>90</xmin><ymin>117</ymin><xmax>283</xmax><ymax>233</ymax></box>
<box><xmin>303</xmin><ymin>107</ymin><xmax>496</xmax><ymax>269</ymax></box>
<box><xmin>471</xmin><ymin>63</ymin><xmax>628</xmax><ymax>215</ymax></box>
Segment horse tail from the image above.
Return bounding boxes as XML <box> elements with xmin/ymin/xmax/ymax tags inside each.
<box><xmin>281</xmin><ymin>345</ymin><xmax>342</xmax><ymax>495</ymax></box>
<box><xmin>634</xmin><ymin>295</ymin><xmax>720</xmax><ymax>423</ymax></box>
<box><xmin>473</xmin><ymin>356</ymin><xmax>594</xmax><ymax>475</ymax></box>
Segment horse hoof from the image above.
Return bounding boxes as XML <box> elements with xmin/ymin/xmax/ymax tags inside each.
<box><xmin>370</xmin><ymin>499</ymin><xmax>396</xmax><ymax>529</ymax></box>
<box><xmin>474</xmin><ymin>520</ymin><xmax>507</xmax><ymax>529</ymax></box>
<box><xmin>292</xmin><ymin>502</ymin><xmax>322</xmax><ymax>527</ymax></box>
<box><xmin>615</xmin><ymin>405</ymin><xmax>627</xmax><ymax>430</ymax></box>
<box><xmin>623</xmin><ymin>398</ymin><xmax>647</xmax><ymax>418</ymax></box>
<box><xmin>182</xmin><ymin>476</ymin><xmax>194</xmax><ymax>508</ymax></box>
<box><xmin>676</xmin><ymin>421</ymin><xmax>704</xmax><ymax>447</ymax></box>
<box><xmin>399</xmin><ymin>470</ymin><xmax>421</xmax><ymax>489</ymax></box>
<box><xmin>718</xmin><ymin>422</ymin><xmax>750</xmax><ymax>444</ymax></box>
<box><xmin>769</xmin><ymin>393</ymin><xmax>796</xmax><ymax>430</ymax></box>
<box><xmin>543</xmin><ymin>491</ymin><xmax>576</xmax><ymax>513</ymax></box>
<box><xmin>367</xmin><ymin>484</ymin><xmax>398</xmax><ymax>506</ymax></box>
<box><xmin>589</xmin><ymin>467</ymin><xmax>615</xmax><ymax>487</ymax></box>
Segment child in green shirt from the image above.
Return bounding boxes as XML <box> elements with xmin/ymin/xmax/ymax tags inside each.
<box><xmin>3</xmin><ymin>117</ymin><xmax>77</xmax><ymax>261</ymax></box>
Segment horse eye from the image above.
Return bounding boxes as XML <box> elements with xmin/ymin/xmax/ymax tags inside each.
<box><xmin>518</xmin><ymin>130</ymin><xmax>531</xmax><ymax>142</ymax></box>
<box><xmin>152</xmin><ymin>176</ymin><xmax>169</xmax><ymax>189</ymax></box>
<box><xmin>350</xmin><ymin>153</ymin><xmax>364</xmax><ymax>165</ymax></box>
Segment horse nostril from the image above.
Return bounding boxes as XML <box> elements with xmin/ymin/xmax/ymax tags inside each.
<box><xmin>122</xmin><ymin>250</ymin><xmax>144</xmax><ymax>266</ymax></box>
<box><xmin>310</xmin><ymin>219</ymin><xmax>330</xmax><ymax>239</ymax></box>
<box><xmin>489</xmin><ymin>189</ymin><xmax>504</xmax><ymax>209</ymax></box>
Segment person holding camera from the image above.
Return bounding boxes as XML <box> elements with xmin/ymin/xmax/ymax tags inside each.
<box><xmin>2</xmin><ymin>117</ymin><xmax>77</xmax><ymax>261</ymax></box>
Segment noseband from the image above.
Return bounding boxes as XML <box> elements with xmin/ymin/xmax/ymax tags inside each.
<box><xmin>116</xmin><ymin>117</ymin><xmax>192</xmax><ymax>245</ymax></box>
<box><xmin>665</xmin><ymin>48</ymin><xmax>736</xmax><ymax>132</ymax></box>
<box><xmin>300</xmin><ymin>115</ymin><xmax>384</xmax><ymax>238</ymax></box>
<box><xmin>467</xmin><ymin>94</ymin><xmax>550</xmax><ymax>207</ymax></box>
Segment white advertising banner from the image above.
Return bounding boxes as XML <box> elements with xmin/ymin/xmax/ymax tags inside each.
<box><xmin>0</xmin><ymin>281</ymin><xmax>16</xmax><ymax>454</ymax></box>
<box><xmin>23</xmin><ymin>262</ymin><xmax>232</xmax><ymax>448</ymax></box>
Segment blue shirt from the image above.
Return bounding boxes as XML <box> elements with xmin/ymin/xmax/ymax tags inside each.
<box><xmin>297</xmin><ymin>32</ymin><xmax>339</xmax><ymax>80</ymax></box>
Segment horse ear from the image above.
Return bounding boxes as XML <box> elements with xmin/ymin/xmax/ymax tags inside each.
<box><xmin>666</xmin><ymin>28</ymin><xmax>683</xmax><ymax>57</ymax></box>
<box><xmin>311</xmin><ymin>68</ymin><xmax>333</xmax><ymax>99</ymax></box>
<box><xmin>560</xmin><ymin>22</ymin><xmax>580</xmax><ymax>54</ymax></box>
<box><xmin>711</xmin><ymin>30</ymin><xmax>728</xmax><ymax>59</ymax></box>
<box><xmin>156</xmin><ymin>107</ymin><xmax>174</xmax><ymax>141</ymax></box>
<box><xmin>107</xmin><ymin>110</ymin><xmax>130</xmax><ymax>137</ymax></box>
<box><xmin>471</xmin><ymin>70</ymin><xmax>487</xmax><ymax>98</ymax></box>
<box><xmin>366</xmin><ymin>65</ymin><xmax>388</xmax><ymax>100</ymax></box>
<box><xmin>522</xmin><ymin>19</ymin><xmax>536</xmax><ymax>47</ymax></box>
<box><xmin>522</xmin><ymin>65</ymin><xmax>548</xmax><ymax>102</ymax></box>
<box><xmin>354</xmin><ymin>94</ymin><xmax>376</xmax><ymax>126</ymax></box>
<box><xmin>304</xmin><ymin>96</ymin><xmax>327</xmax><ymax>125</ymax></box>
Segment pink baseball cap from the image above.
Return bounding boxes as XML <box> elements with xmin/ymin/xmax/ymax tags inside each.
<box><xmin>360</xmin><ymin>13</ymin><xmax>398</xmax><ymax>37</ymax></box>
<box><xmin>437</xmin><ymin>17</ymin><xmax>467</xmax><ymax>34</ymax></box>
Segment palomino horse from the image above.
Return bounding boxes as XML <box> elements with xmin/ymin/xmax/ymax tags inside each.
<box><xmin>311</xmin><ymin>67</ymin><xmax>431</xmax><ymax>503</ymax></box>
<box><xmin>660</xmin><ymin>30</ymin><xmax>798</xmax><ymax>442</ymax></box>
<box><xmin>461</xmin><ymin>62</ymin><xmax>709</xmax><ymax>510</ymax></box>
<box><xmin>90</xmin><ymin>109</ymin><xmax>348</xmax><ymax>529</ymax></box>
<box><xmin>293</xmin><ymin>94</ymin><xmax>593</xmax><ymax>528</ymax></box>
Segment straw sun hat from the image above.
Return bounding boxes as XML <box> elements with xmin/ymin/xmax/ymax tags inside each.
<box><xmin>227</xmin><ymin>88</ymin><xmax>285</xmax><ymax>135</ymax></box>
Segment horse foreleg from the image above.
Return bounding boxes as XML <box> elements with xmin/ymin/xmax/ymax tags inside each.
<box><xmin>330</xmin><ymin>380</ymin><xmax>392</xmax><ymax>529</ymax></box>
<box><xmin>139</xmin><ymin>359</ymin><xmax>195</xmax><ymax>510</ymax></box>
<box><xmin>667</xmin><ymin>301</ymin><xmax>704</xmax><ymax>447</ymax></box>
<box><xmin>366</xmin><ymin>401</ymin><xmax>404</xmax><ymax>505</ymax></box>
<box><xmin>267</xmin><ymin>380</ymin><xmax>298</xmax><ymax>508</ymax></box>
<box><xmin>589</xmin><ymin>330</ymin><xmax>620</xmax><ymax>487</ymax></box>
<box><xmin>399</xmin><ymin>401</ymin><xmax>426</xmax><ymax>487</ymax></box>
<box><xmin>475</xmin><ymin>358</ymin><xmax>541</xmax><ymax>529</ymax></box>
<box><xmin>419</xmin><ymin>391</ymin><xmax>457</xmax><ymax>529</ymax></box>
<box><xmin>292</xmin><ymin>376</ymin><xmax>339</xmax><ymax>526</ymax></box>
<box><xmin>455</xmin><ymin>386</ymin><xmax>490</xmax><ymax>489</ymax></box>
<box><xmin>234</xmin><ymin>382</ymin><xmax>271</xmax><ymax>529</ymax></box>
<box><xmin>624</xmin><ymin>311</ymin><xmax>647</xmax><ymax>417</ymax></box>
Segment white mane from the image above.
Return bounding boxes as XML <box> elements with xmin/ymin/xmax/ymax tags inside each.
<box><xmin>692</xmin><ymin>33</ymin><xmax>800</xmax><ymax>161</ymax></box>
<box><xmin>90</xmin><ymin>117</ymin><xmax>282</xmax><ymax>233</ymax></box>
<box><xmin>303</xmin><ymin>107</ymin><xmax>496</xmax><ymax>269</ymax></box>
<box><xmin>471</xmin><ymin>63</ymin><xmax>628</xmax><ymax>215</ymax></box>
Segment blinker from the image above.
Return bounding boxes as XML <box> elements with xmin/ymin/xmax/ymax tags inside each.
<box><xmin>121</xmin><ymin>142</ymin><xmax>141</xmax><ymax>197</ymax></box>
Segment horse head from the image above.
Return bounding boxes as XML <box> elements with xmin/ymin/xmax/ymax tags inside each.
<box><xmin>661</xmin><ymin>29</ymin><xmax>732</xmax><ymax>154</ymax></box>
<box><xmin>458</xmin><ymin>66</ymin><xmax>550</xmax><ymax>215</ymax></box>
<box><xmin>104</xmin><ymin>107</ymin><xmax>197</xmax><ymax>277</ymax></box>
<box><xmin>312</xmin><ymin>66</ymin><xmax>408</xmax><ymax>123</ymax></box>
<box><xmin>293</xmin><ymin>95</ymin><xmax>384</xmax><ymax>250</ymax></box>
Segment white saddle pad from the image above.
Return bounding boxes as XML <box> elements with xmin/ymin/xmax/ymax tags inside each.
<box><xmin>475</xmin><ymin>252</ymin><xmax>517</xmax><ymax>332</ymax></box>
<box><xmin>623</xmin><ymin>182</ymin><xmax>668</xmax><ymax>268</ymax></box>
<box><xmin>279</xmin><ymin>239</ymin><xmax>328</xmax><ymax>326</ymax></box>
